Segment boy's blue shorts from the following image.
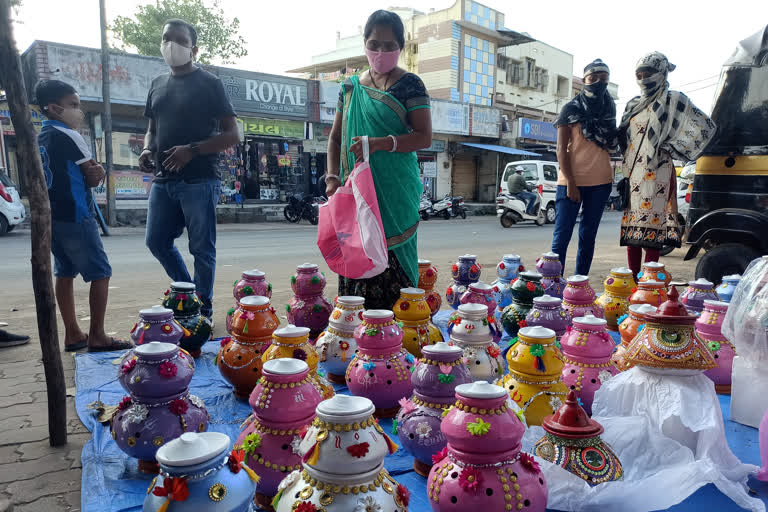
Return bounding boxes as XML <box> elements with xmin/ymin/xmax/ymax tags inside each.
<box><xmin>51</xmin><ymin>216</ymin><xmax>112</xmax><ymax>282</ymax></box>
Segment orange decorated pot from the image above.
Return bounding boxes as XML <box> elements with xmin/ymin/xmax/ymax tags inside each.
<box><xmin>629</xmin><ymin>280</ymin><xmax>668</xmax><ymax>308</ymax></box>
<box><xmin>637</xmin><ymin>261</ymin><xmax>671</xmax><ymax>286</ymax></box>
<box><xmin>418</xmin><ymin>259</ymin><xmax>442</xmax><ymax>317</ymax></box>
<box><xmin>613</xmin><ymin>303</ymin><xmax>657</xmax><ymax>371</ymax></box>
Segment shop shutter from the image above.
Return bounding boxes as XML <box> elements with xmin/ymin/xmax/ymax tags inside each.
<box><xmin>452</xmin><ymin>154</ymin><xmax>477</xmax><ymax>200</ymax></box>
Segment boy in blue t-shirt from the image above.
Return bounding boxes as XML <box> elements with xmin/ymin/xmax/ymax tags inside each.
<box><xmin>35</xmin><ymin>80</ymin><xmax>131</xmax><ymax>352</ymax></box>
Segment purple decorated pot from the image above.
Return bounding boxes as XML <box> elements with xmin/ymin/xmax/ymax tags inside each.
<box><xmin>696</xmin><ymin>300</ymin><xmax>736</xmax><ymax>394</ymax></box>
<box><xmin>562</xmin><ymin>275</ymin><xmax>604</xmax><ymax>320</ymax></box>
<box><xmin>397</xmin><ymin>343</ymin><xmax>473</xmax><ymax>476</ymax></box>
<box><xmin>560</xmin><ymin>315</ymin><xmax>618</xmax><ymax>415</ymax></box>
<box><xmin>460</xmin><ymin>282</ymin><xmax>501</xmax><ymax>343</ymax></box>
<box><xmin>346</xmin><ymin>310</ymin><xmax>416</xmax><ymax>417</ymax></box>
<box><xmin>537</xmin><ymin>252</ymin><xmax>565</xmax><ymax>298</ymax></box>
<box><xmin>162</xmin><ymin>282</ymin><xmax>212</xmax><ymax>358</ymax></box>
<box><xmin>287</xmin><ymin>263</ymin><xmax>332</xmax><ymax>339</ymax></box>
<box><xmin>129</xmin><ymin>305</ymin><xmax>184</xmax><ymax>346</ymax></box>
<box><xmin>427</xmin><ymin>382</ymin><xmax>548</xmax><ymax>511</ymax></box>
<box><xmin>446</xmin><ymin>254</ymin><xmax>482</xmax><ymax>309</ymax></box>
<box><xmin>111</xmin><ymin>342</ymin><xmax>209</xmax><ymax>473</ymax></box>
<box><xmin>681</xmin><ymin>278</ymin><xmax>719</xmax><ymax>315</ymax></box>
<box><xmin>526</xmin><ymin>295</ymin><xmax>571</xmax><ymax>339</ymax></box>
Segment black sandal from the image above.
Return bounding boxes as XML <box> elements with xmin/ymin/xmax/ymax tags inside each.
<box><xmin>64</xmin><ymin>336</ymin><xmax>89</xmax><ymax>352</ymax></box>
<box><xmin>87</xmin><ymin>338</ymin><xmax>133</xmax><ymax>353</ymax></box>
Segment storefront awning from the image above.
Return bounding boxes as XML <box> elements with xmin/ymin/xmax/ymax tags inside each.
<box><xmin>461</xmin><ymin>142</ymin><xmax>541</xmax><ymax>157</ymax></box>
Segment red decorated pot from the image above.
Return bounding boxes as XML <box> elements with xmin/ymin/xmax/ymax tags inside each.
<box><xmin>419</xmin><ymin>259</ymin><xmax>443</xmax><ymax>317</ymax></box>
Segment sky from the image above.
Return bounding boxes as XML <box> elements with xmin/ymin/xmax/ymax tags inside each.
<box><xmin>10</xmin><ymin>0</ymin><xmax>768</xmax><ymax>115</ymax></box>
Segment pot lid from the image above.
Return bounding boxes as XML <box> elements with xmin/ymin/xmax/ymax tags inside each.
<box><xmin>574</xmin><ymin>315</ymin><xmax>607</xmax><ymax>327</ymax></box>
<box><xmin>456</xmin><ymin>381</ymin><xmax>507</xmax><ymax>399</ymax></box>
<box><xmin>273</xmin><ymin>325</ymin><xmax>310</xmax><ymax>338</ymax></box>
<box><xmin>567</xmin><ymin>275</ymin><xmax>589</xmax><ymax>283</ymax></box>
<box><xmin>240</xmin><ymin>295</ymin><xmax>270</xmax><ymax>307</ymax></box>
<box><xmin>317</xmin><ymin>395</ymin><xmax>374</xmax><ymax>419</ymax></box>
<box><xmin>337</xmin><ymin>296</ymin><xmax>365</xmax><ymax>306</ymax></box>
<box><xmin>400</xmin><ymin>287</ymin><xmax>425</xmax><ymax>296</ymax></box>
<box><xmin>297</xmin><ymin>263</ymin><xmax>319</xmax><ymax>270</ymax></box>
<box><xmin>542</xmin><ymin>391</ymin><xmax>603</xmax><ymax>439</ymax></box>
<box><xmin>688</xmin><ymin>278</ymin><xmax>714</xmax><ymax>287</ymax></box>
<box><xmin>459</xmin><ymin>254</ymin><xmax>477</xmax><ymax>260</ymax></box>
<box><xmin>519</xmin><ymin>326</ymin><xmax>556</xmax><ymax>339</ymax></box>
<box><xmin>363</xmin><ymin>310</ymin><xmax>394</xmax><ymax>320</ymax></box>
<box><xmin>541</xmin><ymin>251</ymin><xmax>559</xmax><ymax>258</ymax></box>
<box><xmin>629</xmin><ymin>303</ymin><xmax>658</xmax><ymax>315</ymax></box>
<box><xmin>458</xmin><ymin>303</ymin><xmax>488</xmax><ymax>316</ymax></box>
<box><xmin>611</xmin><ymin>267</ymin><xmax>633</xmax><ymax>276</ymax></box>
<box><xmin>638</xmin><ymin>280</ymin><xmax>664</xmax><ymax>288</ymax></box>
<box><xmin>170</xmin><ymin>281</ymin><xmax>196</xmax><ymax>292</ymax></box>
<box><xmin>242</xmin><ymin>269</ymin><xmax>265</xmax><ymax>278</ymax></box>
<box><xmin>534</xmin><ymin>294</ymin><xmax>562</xmax><ymax>305</ymax></box>
<box><xmin>703</xmin><ymin>299</ymin><xmax>729</xmax><ymax>309</ymax></box>
<box><xmin>519</xmin><ymin>271</ymin><xmax>543</xmax><ymax>280</ymax></box>
<box><xmin>135</xmin><ymin>341</ymin><xmax>177</xmax><ymax>357</ymax></box>
<box><xmin>139</xmin><ymin>305</ymin><xmax>172</xmax><ymax>316</ymax></box>
<box><xmin>643</xmin><ymin>262</ymin><xmax>665</xmax><ymax>269</ymax></box>
<box><xmin>156</xmin><ymin>432</ymin><xmax>230</xmax><ymax>467</ymax></box>
<box><xmin>649</xmin><ymin>286</ymin><xmax>696</xmax><ymax>324</ymax></box>
<box><xmin>722</xmin><ymin>274</ymin><xmax>742</xmax><ymax>281</ymax></box>
<box><xmin>418</xmin><ymin>259</ymin><xmax>432</xmax><ymax>265</ymax></box>
<box><xmin>263</xmin><ymin>358</ymin><xmax>308</xmax><ymax>375</ymax></box>
<box><xmin>469</xmin><ymin>282</ymin><xmax>493</xmax><ymax>292</ymax></box>
<box><xmin>423</xmin><ymin>342</ymin><xmax>463</xmax><ymax>357</ymax></box>
<box><xmin>503</xmin><ymin>254</ymin><xmax>521</xmax><ymax>260</ymax></box>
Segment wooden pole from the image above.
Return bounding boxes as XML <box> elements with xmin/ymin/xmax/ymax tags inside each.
<box><xmin>0</xmin><ymin>0</ymin><xmax>68</xmax><ymax>446</ymax></box>
<box><xmin>99</xmin><ymin>0</ymin><xmax>116</xmax><ymax>227</ymax></box>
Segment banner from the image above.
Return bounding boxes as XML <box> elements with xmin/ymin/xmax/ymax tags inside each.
<box><xmin>240</xmin><ymin>117</ymin><xmax>306</xmax><ymax>139</ymax></box>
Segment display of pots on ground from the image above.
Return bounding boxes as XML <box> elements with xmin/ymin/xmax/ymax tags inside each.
<box><xmin>419</xmin><ymin>259</ymin><xmax>443</xmax><ymax>317</ymax></box>
<box><xmin>681</xmin><ymin>278</ymin><xmax>719</xmax><ymax>315</ymax></box>
<box><xmin>537</xmin><ymin>252</ymin><xmax>565</xmax><ymax>298</ymax></box>
<box><xmin>427</xmin><ymin>381</ymin><xmax>548</xmax><ymax>511</ymax></box>
<box><xmin>596</xmin><ymin>267</ymin><xmax>636</xmax><ymax>331</ymax></box>
<box><xmin>492</xmin><ymin>254</ymin><xmax>524</xmax><ymax>313</ymax></box>
<box><xmin>448</xmin><ymin>303</ymin><xmax>505</xmax><ymax>383</ymax></box>
<box><xmin>143</xmin><ymin>432</ymin><xmax>259</xmax><ymax>512</ymax></box>
<box><xmin>346</xmin><ymin>310</ymin><xmax>416</xmax><ymax>418</ymax></box>
<box><xmin>235</xmin><ymin>358</ymin><xmax>323</xmax><ymax>509</ymax></box>
<box><xmin>162</xmin><ymin>282</ymin><xmax>212</xmax><ymax>358</ymax></box>
<box><xmin>501</xmin><ymin>271</ymin><xmax>545</xmax><ymax>338</ymax></box>
<box><xmin>226</xmin><ymin>269</ymin><xmax>273</xmax><ymax>333</ymax></box>
<box><xmin>696</xmin><ymin>300</ymin><xmax>736</xmax><ymax>394</ymax></box>
<box><xmin>130</xmin><ymin>305</ymin><xmax>185</xmax><ymax>346</ymax></box>
<box><xmin>629</xmin><ymin>280</ymin><xmax>668</xmax><ymax>308</ymax></box>
<box><xmin>217</xmin><ymin>296</ymin><xmax>279</xmax><ymax>399</ymax></box>
<box><xmin>716</xmin><ymin>274</ymin><xmax>741</xmax><ymax>303</ymax></box>
<box><xmin>525</xmin><ymin>295</ymin><xmax>571</xmax><ymax>340</ymax></box>
<box><xmin>446</xmin><ymin>254</ymin><xmax>482</xmax><ymax>309</ymax></box>
<box><xmin>111</xmin><ymin>342</ymin><xmax>209</xmax><ymax>474</ymax></box>
<box><xmin>397</xmin><ymin>342</ymin><xmax>473</xmax><ymax>476</ymax></box>
<box><xmin>286</xmin><ymin>263</ymin><xmax>332</xmax><ymax>340</ymax></box>
<box><xmin>315</xmin><ymin>296</ymin><xmax>364</xmax><ymax>384</ymax></box>
<box><xmin>394</xmin><ymin>287</ymin><xmax>444</xmax><ymax>358</ymax></box>
<box><xmin>562</xmin><ymin>275</ymin><xmax>605</xmax><ymax>320</ymax></box>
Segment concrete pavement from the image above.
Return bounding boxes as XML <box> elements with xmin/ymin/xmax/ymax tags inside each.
<box><xmin>0</xmin><ymin>213</ymin><xmax>699</xmax><ymax>511</ymax></box>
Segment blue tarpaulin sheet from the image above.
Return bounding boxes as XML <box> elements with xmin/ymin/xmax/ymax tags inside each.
<box><xmin>76</xmin><ymin>337</ymin><xmax>768</xmax><ymax>512</ymax></box>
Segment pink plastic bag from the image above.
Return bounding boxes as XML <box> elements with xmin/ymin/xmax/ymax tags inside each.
<box><xmin>317</xmin><ymin>136</ymin><xmax>388</xmax><ymax>279</ymax></box>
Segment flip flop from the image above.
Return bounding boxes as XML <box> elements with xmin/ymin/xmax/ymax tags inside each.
<box><xmin>87</xmin><ymin>338</ymin><xmax>133</xmax><ymax>353</ymax></box>
<box><xmin>64</xmin><ymin>336</ymin><xmax>89</xmax><ymax>352</ymax></box>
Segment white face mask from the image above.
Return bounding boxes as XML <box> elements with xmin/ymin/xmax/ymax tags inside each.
<box><xmin>160</xmin><ymin>41</ymin><xmax>193</xmax><ymax>67</ymax></box>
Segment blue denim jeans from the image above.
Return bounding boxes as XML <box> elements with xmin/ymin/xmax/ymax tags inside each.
<box><xmin>516</xmin><ymin>191</ymin><xmax>538</xmax><ymax>215</ymax></box>
<box><xmin>145</xmin><ymin>179</ymin><xmax>220</xmax><ymax>317</ymax></box>
<box><xmin>551</xmin><ymin>183</ymin><xmax>612</xmax><ymax>276</ymax></box>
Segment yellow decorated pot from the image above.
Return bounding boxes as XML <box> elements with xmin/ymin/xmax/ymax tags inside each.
<box><xmin>393</xmin><ymin>287</ymin><xmax>443</xmax><ymax>357</ymax></box>
<box><xmin>261</xmin><ymin>325</ymin><xmax>334</xmax><ymax>399</ymax></box>
<box><xmin>499</xmin><ymin>325</ymin><xmax>567</xmax><ymax>426</ymax></box>
<box><xmin>597</xmin><ymin>269</ymin><xmax>634</xmax><ymax>333</ymax></box>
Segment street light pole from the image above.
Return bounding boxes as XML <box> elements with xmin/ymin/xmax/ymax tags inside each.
<box><xmin>99</xmin><ymin>0</ymin><xmax>116</xmax><ymax>227</ymax></box>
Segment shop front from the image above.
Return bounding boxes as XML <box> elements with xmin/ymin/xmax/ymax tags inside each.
<box><xmin>418</xmin><ymin>139</ymin><xmax>445</xmax><ymax>199</ymax></box>
<box><xmin>516</xmin><ymin>117</ymin><xmax>557</xmax><ymax>157</ymax></box>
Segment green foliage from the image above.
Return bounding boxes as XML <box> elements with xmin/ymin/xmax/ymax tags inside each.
<box><xmin>112</xmin><ymin>0</ymin><xmax>247</xmax><ymax>64</ymax></box>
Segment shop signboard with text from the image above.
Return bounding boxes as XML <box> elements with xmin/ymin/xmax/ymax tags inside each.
<box><xmin>518</xmin><ymin>117</ymin><xmax>557</xmax><ymax>143</ymax></box>
<box><xmin>241</xmin><ymin>118</ymin><xmax>307</xmax><ymax>139</ymax></box>
<box><xmin>219</xmin><ymin>70</ymin><xmax>309</xmax><ymax>119</ymax></box>
<box><xmin>470</xmin><ymin>105</ymin><xmax>501</xmax><ymax>138</ymax></box>
<box><xmin>431</xmin><ymin>100</ymin><xmax>470</xmax><ymax>135</ymax></box>
<box><xmin>93</xmin><ymin>171</ymin><xmax>152</xmax><ymax>202</ymax></box>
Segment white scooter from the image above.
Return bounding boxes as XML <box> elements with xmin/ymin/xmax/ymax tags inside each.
<box><xmin>496</xmin><ymin>192</ymin><xmax>546</xmax><ymax>227</ymax></box>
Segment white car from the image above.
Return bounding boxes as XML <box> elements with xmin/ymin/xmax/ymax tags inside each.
<box><xmin>499</xmin><ymin>160</ymin><xmax>558</xmax><ymax>223</ymax></box>
<box><xmin>0</xmin><ymin>169</ymin><xmax>25</xmax><ymax>235</ymax></box>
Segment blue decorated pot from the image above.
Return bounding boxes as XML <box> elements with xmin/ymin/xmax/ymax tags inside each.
<box><xmin>716</xmin><ymin>274</ymin><xmax>741</xmax><ymax>303</ymax></box>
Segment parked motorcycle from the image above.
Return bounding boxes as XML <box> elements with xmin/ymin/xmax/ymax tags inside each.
<box><xmin>450</xmin><ymin>195</ymin><xmax>467</xmax><ymax>219</ymax></box>
<box><xmin>419</xmin><ymin>193</ymin><xmax>453</xmax><ymax>220</ymax></box>
<box><xmin>284</xmin><ymin>194</ymin><xmax>320</xmax><ymax>225</ymax></box>
<box><xmin>496</xmin><ymin>192</ymin><xmax>546</xmax><ymax>227</ymax></box>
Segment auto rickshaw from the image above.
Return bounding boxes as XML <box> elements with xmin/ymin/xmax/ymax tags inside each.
<box><xmin>684</xmin><ymin>25</ymin><xmax>768</xmax><ymax>283</ymax></box>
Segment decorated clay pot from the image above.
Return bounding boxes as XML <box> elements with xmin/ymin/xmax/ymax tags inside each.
<box><xmin>537</xmin><ymin>252</ymin><xmax>565</xmax><ymax>298</ymax></box>
<box><xmin>525</xmin><ymin>295</ymin><xmax>571</xmax><ymax>340</ymax></box>
<box><xmin>397</xmin><ymin>343</ymin><xmax>473</xmax><ymax>476</ymax></box>
<box><xmin>624</xmin><ymin>286</ymin><xmax>717</xmax><ymax>375</ymax></box>
<box><xmin>629</xmin><ymin>280</ymin><xmax>668</xmax><ymax>308</ymax></box>
<box><xmin>227</xmin><ymin>269</ymin><xmax>273</xmax><ymax>334</ymax></box>
<box><xmin>448</xmin><ymin>303</ymin><xmax>505</xmax><ymax>383</ymax></box>
<box><xmin>562</xmin><ymin>275</ymin><xmax>605</xmax><ymax>320</ymax></box>
<box><xmin>262</xmin><ymin>325</ymin><xmax>334</xmax><ymax>400</ymax></box>
<box><xmin>613</xmin><ymin>304</ymin><xmax>657</xmax><ymax>371</ymax></box>
<box><xmin>162</xmin><ymin>282</ymin><xmax>213</xmax><ymax>358</ymax></box>
<box><xmin>716</xmin><ymin>274</ymin><xmax>741</xmax><ymax>304</ymax></box>
<box><xmin>419</xmin><ymin>259</ymin><xmax>442</xmax><ymax>317</ymax></box>
<box><xmin>696</xmin><ymin>300</ymin><xmax>736</xmax><ymax>394</ymax></box>
<box><xmin>501</xmin><ymin>271</ymin><xmax>545</xmax><ymax>338</ymax></box>
<box><xmin>217</xmin><ymin>296</ymin><xmax>279</xmax><ymax>399</ymax></box>
<box><xmin>596</xmin><ymin>267</ymin><xmax>636</xmax><ymax>331</ymax></box>
<box><xmin>637</xmin><ymin>261</ymin><xmax>671</xmax><ymax>285</ymax></box>
<box><xmin>286</xmin><ymin>263</ymin><xmax>333</xmax><ymax>339</ymax></box>
<box><xmin>460</xmin><ymin>282</ymin><xmax>502</xmax><ymax>343</ymax></box>
<box><xmin>394</xmin><ymin>287</ymin><xmax>444</xmax><ymax>358</ymax></box>
<box><xmin>315</xmin><ymin>296</ymin><xmax>364</xmax><ymax>384</ymax></box>
<box><xmin>499</xmin><ymin>326</ymin><xmax>568</xmax><ymax>426</ymax></box>
<box><xmin>560</xmin><ymin>315</ymin><xmax>619</xmax><ymax>415</ymax></box>
<box><xmin>681</xmin><ymin>278</ymin><xmax>719</xmax><ymax>315</ymax></box>
<box><xmin>427</xmin><ymin>382</ymin><xmax>547</xmax><ymax>511</ymax></box>
<box><xmin>274</xmin><ymin>395</ymin><xmax>407</xmax><ymax>512</ymax></box>
<box><xmin>112</xmin><ymin>342</ymin><xmax>209</xmax><ymax>473</ymax></box>
<box><xmin>236</xmin><ymin>359</ymin><xmax>323</xmax><ymax>508</ymax></box>
<box><xmin>491</xmin><ymin>254</ymin><xmax>523</xmax><ymax>313</ymax></box>
<box><xmin>130</xmin><ymin>305</ymin><xmax>184</xmax><ymax>346</ymax></box>
<box><xmin>534</xmin><ymin>391</ymin><xmax>623</xmax><ymax>485</ymax></box>
<box><xmin>346</xmin><ymin>310</ymin><xmax>416</xmax><ymax>417</ymax></box>
<box><xmin>446</xmin><ymin>254</ymin><xmax>482</xmax><ymax>310</ymax></box>
<box><xmin>143</xmin><ymin>432</ymin><xmax>258</xmax><ymax>512</ymax></box>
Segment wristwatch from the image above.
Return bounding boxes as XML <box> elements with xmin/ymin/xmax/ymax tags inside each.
<box><xmin>189</xmin><ymin>142</ymin><xmax>201</xmax><ymax>156</ymax></box>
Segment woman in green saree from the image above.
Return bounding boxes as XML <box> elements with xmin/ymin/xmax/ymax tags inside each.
<box><xmin>326</xmin><ymin>9</ymin><xmax>433</xmax><ymax>310</ymax></box>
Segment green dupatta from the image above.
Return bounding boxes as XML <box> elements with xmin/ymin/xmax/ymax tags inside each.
<box><xmin>339</xmin><ymin>76</ymin><xmax>423</xmax><ymax>287</ymax></box>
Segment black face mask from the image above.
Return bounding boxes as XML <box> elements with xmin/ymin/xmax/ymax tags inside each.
<box><xmin>584</xmin><ymin>81</ymin><xmax>608</xmax><ymax>97</ymax></box>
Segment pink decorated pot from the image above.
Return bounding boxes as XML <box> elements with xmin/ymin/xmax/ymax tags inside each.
<box><xmin>696</xmin><ymin>300</ymin><xmax>736</xmax><ymax>394</ymax></box>
<box><xmin>234</xmin><ymin>269</ymin><xmax>272</xmax><ymax>301</ymax></box>
<box><xmin>236</xmin><ymin>358</ymin><xmax>323</xmax><ymax>506</ymax></box>
<box><xmin>460</xmin><ymin>282</ymin><xmax>501</xmax><ymax>343</ymax></box>
<box><xmin>526</xmin><ymin>295</ymin><xmax>571</xmax><ymax>339</ymax></box>
<box><xmin>129</xmin><ymin>305</ymin><xmax>184</xmax><ymax>346</ymax></box>
<box><xmin>287</xmin><ymin>263</ymin><xmax>332</xmax><ymax>339</ymax></box>
<box><xmin>427</xmin><ymin>382</ymin><xmax>547</xmax><ymax>511</ymax></box>
<box><xmin>560</xmin><ymin>315</ymin><xmax>618</xmax><ymax>415</ymax></box>
<box><xmin>562</xmin><ymin>275</ymin><xmax>604</xmax><ymax>320</ymax></box>
<box><xmin>346</xmin><ymin>310</ymin><xmax>416</xmax><ymax>417</ymax></box>
<box><xmin>681</xmin><ymin>278</ymin><xmax>719</xmax><ymax>315</ymax></box>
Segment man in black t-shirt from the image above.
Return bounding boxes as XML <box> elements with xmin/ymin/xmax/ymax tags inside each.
<box><xmin>140</xmin><ymin>19</ymin><xmax>239</xmax><ymax>321</ymax></box>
